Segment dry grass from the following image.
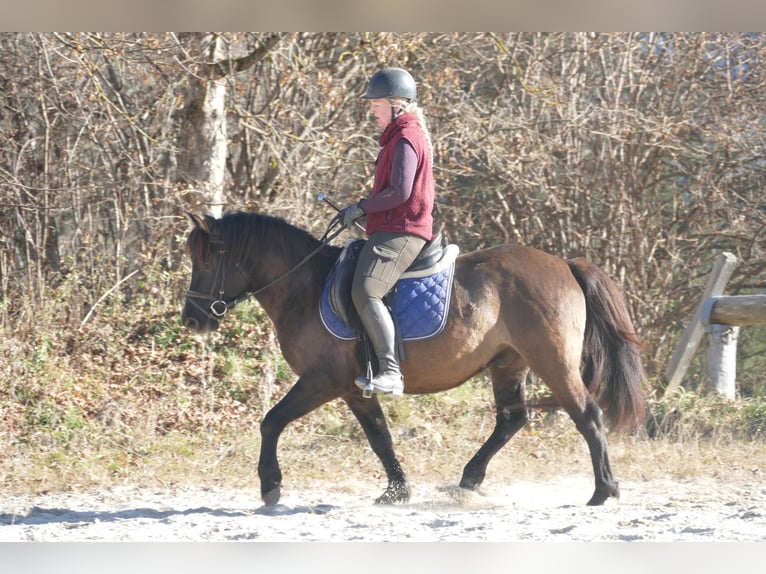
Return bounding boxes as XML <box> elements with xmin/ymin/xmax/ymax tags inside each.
<box><xmin>1</xmin><ymin>301</ymin><xmax>764</xmax><ymax>496</ymax></box>
<box><xmin>2</xmin><ymin>388</ymin><xmax>764</xmax><ymax>496</ymax></box>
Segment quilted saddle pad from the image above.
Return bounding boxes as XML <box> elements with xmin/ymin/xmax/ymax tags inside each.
<box><xmin>319</xmin><ymin>244</ymin><xmax>459</xmax><ymax>341</ymax></box>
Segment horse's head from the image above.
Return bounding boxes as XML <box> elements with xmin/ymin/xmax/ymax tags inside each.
<box><xmin>182</xmin><ymin>212</ymin><xmax>251</xmax><ymax>333</ymax></box>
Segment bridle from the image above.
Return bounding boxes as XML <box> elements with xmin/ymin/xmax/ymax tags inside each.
<box><xmin>184</xmin><ymin>213</ymin><xmax>346</xmax><ymax>323</ymax></box>
<box><xmin>184</xmin><ymin>237</ymin><xmax>251</xmax><ymax>322</ymax></box>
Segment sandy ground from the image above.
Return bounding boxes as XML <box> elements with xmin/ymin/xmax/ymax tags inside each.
<box><xmin>1</xmin><ymin>473</ymin><xmax>764</xmax><ymax>542</ymax></box>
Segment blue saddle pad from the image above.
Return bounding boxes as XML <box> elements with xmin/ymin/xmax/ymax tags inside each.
<box><xmin>319</xmin><ymin>254</ymin><xmax>456</xmax><ymax>341</ymax></box>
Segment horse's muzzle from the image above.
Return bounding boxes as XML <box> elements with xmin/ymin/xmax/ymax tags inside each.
<box><xmin>183</xmin><ymin>315</ymin><xmax>201</xmax><ymax>331</ymax></box>
<box><xmin>181</xmin><ymin>298</ymin><xmax>221</xmax><ymax>333</ymax></box>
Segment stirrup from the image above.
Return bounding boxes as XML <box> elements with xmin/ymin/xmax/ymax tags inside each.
<box><xmin>355</xmin><ymin>372</ymin><xmax>404</xmax><ymax>398</ymax></box>
<box><xmin>356</xmin><ymin>358</ymin><xmax>376</xmax><ymax>398</ymax></box>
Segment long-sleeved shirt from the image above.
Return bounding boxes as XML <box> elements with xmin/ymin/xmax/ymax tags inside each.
<box><xmin>359</xmin><ymin>139</ymin><xmax>417</xmax><ymax>214</ymax></box>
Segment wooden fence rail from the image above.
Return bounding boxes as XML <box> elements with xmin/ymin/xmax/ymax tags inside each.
<box><xmin>664</xmin><ymin>252</ymin><xmax>765</xmax><ymax>400</ymax></box>
<box><xmin>702</xmin><ymin>294</ymin><xmax>766</xmax><ymax>326</ymax></box>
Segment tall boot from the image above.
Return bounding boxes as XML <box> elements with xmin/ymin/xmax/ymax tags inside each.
<box><xmin>354</xmin><ymin>299</ymin><xmax>404</xmax><ymax>396</ymax></box>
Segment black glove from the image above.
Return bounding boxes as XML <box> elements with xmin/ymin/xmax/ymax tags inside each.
<box><xmin>341</xmin><ymin>202</ymin><xmax>365</xmax><ymax>230</ymax></box>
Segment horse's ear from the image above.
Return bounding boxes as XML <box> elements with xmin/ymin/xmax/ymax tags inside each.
<box><xmin>186</xmin><ymin>212</ymin><xmax>210</xmax><ymax>235</ymax></box>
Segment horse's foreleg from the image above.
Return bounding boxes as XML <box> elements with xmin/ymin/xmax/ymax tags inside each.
<box><xmin>344</xmin><ymin>392</ymin><xmax>410</xmax><ymax>504</ymax></box>
<box><xmin>459</xmin><ymin>364</ymin><xmax>529</xmax><ymax>491</ymax></box>
<box><xmin>258</xmin><ymin>373</ymin><xmax>340</xmax><ymax>506</ymax></box>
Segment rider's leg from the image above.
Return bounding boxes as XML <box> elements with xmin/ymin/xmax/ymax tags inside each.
<box><xmin>357</xmin><ymin>298</ymin><xmax>403</xmax><ymax>394</ymax></box>
<box><xmin>351</xmin><ymin>232</ymin><xmax>425</xmax><ymax>395</ymax></box>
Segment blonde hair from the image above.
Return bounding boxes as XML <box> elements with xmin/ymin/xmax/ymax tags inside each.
<box><xmin>392</xmin><ymin>98</ymin><xmax>433</xmax><ymax>159</ymax></box>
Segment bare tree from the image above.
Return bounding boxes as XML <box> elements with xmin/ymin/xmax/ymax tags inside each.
<box><xmin>0</xmin><ymin>32</ymin><xmax>763</xmax><ymax>390</ymax></box>
<box><xmin>175</xmin><ymin>33</ymin><xmax>278</xmax><ymax>217</ymax></box>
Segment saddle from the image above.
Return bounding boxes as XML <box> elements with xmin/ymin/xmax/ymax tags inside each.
<box><xmin>320</xmin><ymin>232</ymin><xmax>459</xmax><ymax>341</ymax></box>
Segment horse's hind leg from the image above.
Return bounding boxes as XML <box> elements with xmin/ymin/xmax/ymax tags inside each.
<box><xmin>535</xmin><ymin>362</ymin><xmax>619</xmax><ymax>506</ymax></box>
<box><xmin>575</xmin><ymin>394</ymin><xmax>619</xmax><ymax>505</ymax></box>
<box><xmin>459</xmin><ymin>360</ymin><xmax>529</xmax><ymax>491</ymax></box>
<box><xmin>344</xmin><ymin>392</ymin><xmax>410</xmax><ymax>504</ymax></box>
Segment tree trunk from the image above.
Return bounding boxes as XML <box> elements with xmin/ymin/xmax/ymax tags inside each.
<box><xmin>177</xmin><ymin>33</ymin><xmax>227</xmax><ymax>218</ymax></box>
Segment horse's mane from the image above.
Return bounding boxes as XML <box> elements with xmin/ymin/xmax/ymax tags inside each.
<box><xmin>229</xmin><ymin>212</ymin><xmax>323</xmax><ymax>262</ymax></box>
<box><xmin>187</xmin><ymin>211</ymin><xmax>340</xmax><ymax>284</ymax></box>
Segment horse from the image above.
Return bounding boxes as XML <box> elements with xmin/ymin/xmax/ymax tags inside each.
<box><xmin>181</xmin><ymin>210</ymin><xmax>647</xmax><ymax>507</ymax></box>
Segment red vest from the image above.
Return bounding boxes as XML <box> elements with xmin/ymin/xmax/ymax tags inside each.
<box><xmin>365</xmin><ymin>113</ymin><xmax>434</xmax><ymax>241</ymax></box>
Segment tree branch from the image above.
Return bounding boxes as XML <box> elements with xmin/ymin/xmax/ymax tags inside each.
<box><xmin>208</xmin><ymin>34</ymin><xmax>280</xmax><ymax>80</ymax></box>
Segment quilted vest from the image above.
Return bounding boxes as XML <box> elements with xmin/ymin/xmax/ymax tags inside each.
<box><xmin>365</xmin><ymin>113</ymin><xmax>434</xmax><ymax>241</ymax></box>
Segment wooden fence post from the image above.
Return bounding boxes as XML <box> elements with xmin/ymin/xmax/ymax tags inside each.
<box><xmin>705</xmin><ymin>323</ymin><xmax>740</xmax><ymax>400</ymax></box>
<box><xmin>700</xmin><ymin>293</ymin><xmax>766</xmax><ymax>400</ymax></box>
<box><xmin>663</xmin><ymin>252</ymin><xmax>738</xmax><ymax>396</ymax></box>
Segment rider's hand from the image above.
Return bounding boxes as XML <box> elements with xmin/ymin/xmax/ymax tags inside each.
<box><xmin>341</xmin><ymin>203</ymin><xmax>365</xmax><ymax>230</ymax></box>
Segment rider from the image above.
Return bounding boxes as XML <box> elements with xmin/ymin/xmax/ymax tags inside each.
<box><xmin>341</xmin><ymin>67</ymin><xmax>436</xmax><ymax>397</ymax></box>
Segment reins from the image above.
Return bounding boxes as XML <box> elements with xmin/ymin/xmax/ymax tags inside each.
<box><xmin>185</xmin><ymin>213</ymin><xmax>346</xmax><ymax>321</ymax></box>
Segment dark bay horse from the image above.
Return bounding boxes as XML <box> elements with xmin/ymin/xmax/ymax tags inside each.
<box><xmin>182</xmin><ymin>211</ymin><xmax>647</xmax><ymax>507</ymax></box>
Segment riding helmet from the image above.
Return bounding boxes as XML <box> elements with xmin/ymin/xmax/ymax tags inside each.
<box><xmin>361</xmin><ymin>67</ymin><xmax>417</xmax><ymax>101</ymax></box>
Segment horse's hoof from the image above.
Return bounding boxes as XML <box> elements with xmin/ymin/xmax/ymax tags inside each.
<box><xmin>458</xmin><ymin>474</ymin><xmax>483</xmax><ymax>491</ymax></box>
<box><xmin>439</xmin><ymin>485</ymin><xmax>494</xmax><ymax>508</ymax></box>
<box><xmin>262</xmin><ymin>485</ymin><xmax>281</xmax><ymax>506</ymax></box>
<box><xmin>587</xmin><ymin>482</ymin><xmax>619</xmax><ymax>506</ymax></box>
<box><xmin>374</xmin><ymin>482</ymin><xmax>410</xmax><ymax>505</ymax></box>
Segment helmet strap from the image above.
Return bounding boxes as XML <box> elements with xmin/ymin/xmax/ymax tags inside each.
<box><xmin>389</xmin><ymin>98</ymin><xmax>411</xmax><ymax>123</ymax></box>
<box><xmin>389</xmin><ymin>98</ymin><xmax>399</xmax><ymax>123</ymax></box>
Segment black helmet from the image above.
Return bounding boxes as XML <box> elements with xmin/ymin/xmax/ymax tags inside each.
<box><xmin>361</xmin><ymin>67</ymin><xmax>417</xmax><ymax>101</ymax></box>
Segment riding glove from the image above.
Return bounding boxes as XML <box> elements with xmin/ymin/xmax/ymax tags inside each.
<box><xmin>341</xmin><ymin>202</ymin><xmax>366</xmax><ymax>230</ymax></box>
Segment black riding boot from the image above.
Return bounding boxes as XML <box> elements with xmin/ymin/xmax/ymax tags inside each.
<box><xmin>354</xmin><ymin>299</ymin><xmax>404</xmax><ymax>396</ymax></box>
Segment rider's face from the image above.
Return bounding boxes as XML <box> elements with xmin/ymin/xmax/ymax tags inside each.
<box><xmin>369</xmin><ymin>98</ymin><xmax>392</xmax><ymax>129</ymax></box>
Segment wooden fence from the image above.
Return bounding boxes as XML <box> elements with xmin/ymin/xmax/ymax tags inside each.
<box><xmin>664</xmin><ymin>252</ymin><xmax>766</xmax><ymax>399</ymax></box>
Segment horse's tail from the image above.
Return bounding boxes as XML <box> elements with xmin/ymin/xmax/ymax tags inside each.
<box><xmin>567</xmin><ymin>258</ymin><xmax>648</xmax><ymax>432</ymax></box>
